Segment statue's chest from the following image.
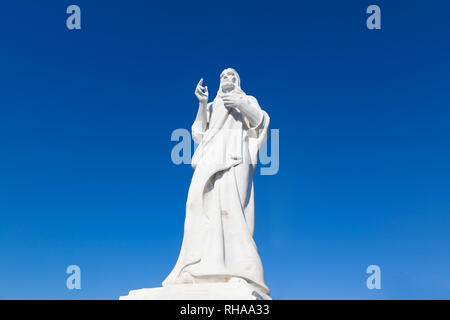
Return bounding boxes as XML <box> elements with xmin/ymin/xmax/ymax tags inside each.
<box><xmin>209</xmin><ymin>101</ymin><xmax>228</xmax><ymax>128</ymax></box>
<box><xmin>209</xmin><ymin>100</ymin><xmax>242</xmax><ymax>130</ymax></box>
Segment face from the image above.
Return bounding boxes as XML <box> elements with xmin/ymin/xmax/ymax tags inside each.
<box><xmin>220</xmin><ymin>70</ymin><xmax>238</xmax><ymax>92</ymax></box>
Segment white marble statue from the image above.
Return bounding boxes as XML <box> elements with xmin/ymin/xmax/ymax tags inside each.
<box><xmin>162</xmin><ymin>68</ymin><xmax>271</xmax><ymax>296</ymax></box>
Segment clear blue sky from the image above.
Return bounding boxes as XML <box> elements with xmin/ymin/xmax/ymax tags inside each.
<box><xmin>0</xmin><ymin>0</ymin><xmax>449</xmax><ymax>299</ymax></box>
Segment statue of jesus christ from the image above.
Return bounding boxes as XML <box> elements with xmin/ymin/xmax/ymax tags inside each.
<box><xmin>163</xmin><ymin>68</ymin><xmax>270</xmax><ymax>296</ymax></box>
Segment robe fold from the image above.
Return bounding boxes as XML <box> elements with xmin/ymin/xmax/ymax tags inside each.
<box><xmin>163</xmin><ymin>95</ymin><xmax>270</xmax><ymax>295</ymax></box>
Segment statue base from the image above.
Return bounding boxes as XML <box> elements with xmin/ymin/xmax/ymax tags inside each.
<box><xmin>119</xmin><ymin>282</ymin><xmax>271</xmax><ymax>300</ymax></box>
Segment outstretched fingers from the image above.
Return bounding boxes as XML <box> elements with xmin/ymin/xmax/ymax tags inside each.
<box><xmin>196</xmin><ymin>78</ymin><xmax>207</xmax><ymax>95</ymax></box>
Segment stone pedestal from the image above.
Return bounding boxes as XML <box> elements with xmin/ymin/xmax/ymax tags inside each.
<box><xmin>119</xmin><ymin>282</ymin><xmax>271</xmax><ymax>300</ymax></box>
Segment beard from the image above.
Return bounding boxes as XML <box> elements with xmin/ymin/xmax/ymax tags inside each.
<box><xmin>216</xmin><ymin>79</ymin><xmax>245</xmax><ymax>100</ymax></box>
<box><xmin>220</xmin><ymin>82</ymin><xmax>235</xmax><ymax>93</ymax></box>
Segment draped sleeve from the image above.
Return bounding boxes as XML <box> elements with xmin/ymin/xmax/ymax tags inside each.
<box><xmin>191</xmin><ymin>102</ymin><xmax>213</xmax><ymax>145</ymax></box>
<box><xmin>242</xmin><ymin>96</ymin><xmax>270</xmax><ymax>166</ymax></box>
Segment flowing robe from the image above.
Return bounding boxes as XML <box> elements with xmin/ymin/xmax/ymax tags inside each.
<box><xmin>163</xmin><ymin>95</ymin><xmax>270</xmax><ymax>295</ymax></box>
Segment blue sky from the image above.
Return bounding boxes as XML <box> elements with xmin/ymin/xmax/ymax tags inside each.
<box><xmin>0</xmin><ymin>0</ymin><xmax>449</xmax><ymax>299</ymax></box>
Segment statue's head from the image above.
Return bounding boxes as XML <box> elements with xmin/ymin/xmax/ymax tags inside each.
<box><xmin>219</xmin><ymin>68</ymin><xmax>241</xmax><ymax>93</ymax></box>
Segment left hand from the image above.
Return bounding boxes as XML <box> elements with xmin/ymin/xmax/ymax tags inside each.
<box><xmin>222</xmin><ymin>93</ymin><xmax>245</xmax><ymax>109</ymax></box>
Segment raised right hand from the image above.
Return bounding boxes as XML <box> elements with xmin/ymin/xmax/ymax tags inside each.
<box><xmin>195</xmin><ymin>78</ymin><xmax>208</xmax><ymax>103</ymax></box>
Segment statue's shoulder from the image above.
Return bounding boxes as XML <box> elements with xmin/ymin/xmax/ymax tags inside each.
<box><xmin>247</xmin><ymin>95</ymin><xmax>258</xmax><ymax>102</ymax></box>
